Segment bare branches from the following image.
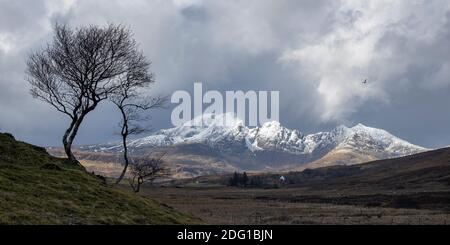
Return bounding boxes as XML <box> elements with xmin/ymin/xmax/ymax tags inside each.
<box><xmin>129</xmin><ymin>153</ymin><xmax>168</xmax><ymax>192</ymax></box>
<box><xmin>112</xmin><ymin>77</ymin><xmax>167</xmax><ymax>183</ymax></box>
<box><xmin>26</xmin><ymin>23</ymin><xmax>153</xmax><ymax>164</ymax></box>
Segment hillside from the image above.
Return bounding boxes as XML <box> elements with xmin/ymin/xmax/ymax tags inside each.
<box><xmin>0</xmin><ymin>133</ymin><xmax>200</xmax><ymax>224</ymax></box>
<box><xmin>285</xmin><ymin>146</ymin><xmax>450</xmax><ymax>191</ymax></box>
<box><xmin>196</xmin><ymin>147</ymin><xmax>450</xmax><ymax>192</ymax></box>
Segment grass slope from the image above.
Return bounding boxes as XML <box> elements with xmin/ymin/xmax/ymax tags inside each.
<box><xmin>0</xmin><ymin>133</ymin><xmax>201</xmax><ymax>224</ymax></box>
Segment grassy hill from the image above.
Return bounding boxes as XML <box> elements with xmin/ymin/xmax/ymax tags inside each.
<box><xmin>0</xmin><ymin>133</ymin><xmax>201</xmax><ymax>224</ymax></box>
<box><xmin>282</xmin><ymin>147</ymin><xmax>450</xmax><ymax>191</ymax></box>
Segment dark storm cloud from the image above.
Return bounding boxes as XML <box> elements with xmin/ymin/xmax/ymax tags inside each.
<box><xmin>0</xmin><ymin>0</ymin><xmax>450</xmax><ymax>149</ymax></box>
<box><xmin>180</xmin><ymin>5</ymin><xmax>208</xmax><ymax>22</ymax></box>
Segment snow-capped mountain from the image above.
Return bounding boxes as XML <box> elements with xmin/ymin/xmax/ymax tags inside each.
<box><xmin>84</xmin><ymin>113</ymin><xmax>426</xmax><ymax>156</ymax></box>
<box><xmin>78</xmin><ymin>113</ymin><xmax>428</xmax><ymax>176</ymax></box>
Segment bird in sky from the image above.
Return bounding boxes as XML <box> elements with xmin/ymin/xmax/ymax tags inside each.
<box><xmin>362</xmin><ymin>79</ymin><xmax>368</xmax><ymax>84</ymax></box>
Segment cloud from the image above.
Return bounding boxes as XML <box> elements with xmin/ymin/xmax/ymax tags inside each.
<box><xmin>0</xmin><ymin>0</ymin><xmax>450</xmax><ymax>148</ymax></box>
<box><xmin>281</xmin><ymin>0</ymin><xmax>450</xmax><ymax>122</ymax></box>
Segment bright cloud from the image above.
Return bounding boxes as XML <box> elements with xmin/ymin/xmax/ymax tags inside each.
<box><xmin>282</xmin><ymin>0</ymin><xmax>450</xmax><ymax>121</ymax></box>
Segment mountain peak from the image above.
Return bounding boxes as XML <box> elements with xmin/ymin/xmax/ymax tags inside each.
<box><xmin>258</xmin><ymin>121</ymin><xmax>283</xmax><ymax>135</ymax></box>
<box><xmin>334</xmin><ymin>123</ymin><xmax>372</xmax><ymax>132</ymax></box>
<box><xmin>348</xmin><ymin>123</ymin><xmax>398</xmax><ymax>140</ymax></box>
<box><xmin>261</xmin><ymin>120</ymin><xmax>282</xmax><ymax>128</ymax></box>
<box><xmin>352</xmin><ymin>123</ymin><xmax>368</xmax><ymax>128</ymax></box>
<box><xmin>330</xmin><ymin>123</ymin><xmax>428</xmax><ymax>155</ymax></box>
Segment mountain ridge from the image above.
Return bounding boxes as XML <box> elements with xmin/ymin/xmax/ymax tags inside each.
<box><xmin>82</xmin><ymin>113</ymin><xmax>426</xmax><ymax>157</ymax></box>
<box><xmin>69</xmin><ymin>113</ymin><xmax>428</xmax><ymax>178</ymax></box>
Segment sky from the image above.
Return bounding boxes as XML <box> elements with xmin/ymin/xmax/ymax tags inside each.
<box><xmin>1</xmin><ymin>0</ymin><xmax>450</xmax><ymax>148</ymax></box>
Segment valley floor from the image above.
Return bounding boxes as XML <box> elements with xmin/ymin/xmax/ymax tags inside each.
<box><xmin>141</xmin><ymin>186</ymin><xmax>450</xmax><ymax>225</ymax></box>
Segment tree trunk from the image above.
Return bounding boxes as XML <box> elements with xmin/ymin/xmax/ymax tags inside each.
<box><xmin>62</xmin><ymin>113</ymin><xmax>89</xmax><ymax>168</ymax></box>
<box><xmin>135</xmin><ymin>177</ymin><xmax>142</xmax><ymax>193</ymax></box>
<box><xmin>115</xmin><ymin>105</ymin><xmax>130</xmax><ymax>184</ymax></box>
<box><xmin>62</xmin><ymin>119</ymin><xmax>79</xmax><ymax>164</ymax></box>
<box><xmin>63</xmin><ymin>137</ymin><xmax>77</xmax><ymax>162</ymax></box>
<box><xmin>115</xmin><ymin>134</ymin><xmax>129</xmax><ymax>184</ymax></box>
<box><xmin>130</xmin><ymin>176</ymin><xmax>138</xmax><ymax>192</ymax></box>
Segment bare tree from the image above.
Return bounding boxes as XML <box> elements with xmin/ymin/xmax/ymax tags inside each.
<box><xmin>26</xmin><ymin>23</ymin><xmax>153</xmax><ymax>165</ymax></box>
<box><xmin>112</xmin><ymin>85</ymin><xmax>167</xmax><ymax>184</ymax></box>
<box><xmin>129</xmin><ymin>153</ymin><xmax>168</xmax><ymax>193</ymax></box>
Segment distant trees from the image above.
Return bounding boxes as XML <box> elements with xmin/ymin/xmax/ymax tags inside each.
<box><xmin>27</xmin><ymin>23</ymin><xmax>154</xmax><ymax>165</ymax></box>
<box><xmin>249</xmin><ymin>175</ymin><xmax>263</xmax><ymax>187</ymax></box>
<box><xmin>242</xmin><ymin>172</ymin><xmax>249</xmax><ymax>187</ymax></box>
<box><xmin>228</xmin><ymin>173</ymin><xmax>287</xmax><ymax>188</ymax></box>
<box><xmin>229</xmin><ymin>172</ymin><xmax>239</xmax><ymax>186</ymax></box>
<box><xmin>228</xmin><ymin>171</ymin><xmax>249</xmax><ymax>187</ymax></box>
<box><xmin>129</xmin><ymin>153</ymin><xmax>167</xmax><ymax>193</ymax></box>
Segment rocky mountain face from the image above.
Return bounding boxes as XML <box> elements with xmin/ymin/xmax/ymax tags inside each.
<box><xmin>76</xmin><ymin>113</ymin><xmax>428</xmax><ymax>178</ymax></box>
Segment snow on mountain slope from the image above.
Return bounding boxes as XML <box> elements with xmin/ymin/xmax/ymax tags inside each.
<box><xmin>247</xmin><ymin>121</ymin><xmax>304</xmax><ymax>153</ymax></box>
<box><xmin>81</xmin><ymin>113</ymin><xmax>427</xmax><ymax>161</ymax></box>
<box><xmin>333</xmin><ymin>124</ymin><xmax>426</xmax><ymax>156</ymax></box>
<box><xmin>126</xmin><ymin>113</ymin><xmax>249</xmax><ymax>148</ymax></box>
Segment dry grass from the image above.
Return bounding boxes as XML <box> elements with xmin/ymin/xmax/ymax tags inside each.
<box><xmin>80</xmin><ymin>159</ymin><xmax>126</xmax><ymax>178</ymax></box>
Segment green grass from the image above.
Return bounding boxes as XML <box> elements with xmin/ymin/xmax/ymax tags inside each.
<box><xmin>0</xmin><ymin>133</ymin><xmax>201</xmax><ymax>224</ymax></box>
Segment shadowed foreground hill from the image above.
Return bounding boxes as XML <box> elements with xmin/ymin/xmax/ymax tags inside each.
<box><xmin>283</xmin><ymin>146</ymin><xmax>450</xmax><ymax>191</ymax></box>
<box><xmin>0</xmin><ymin>133</ymin><xmax>200</xmax><ymax>224</ymax></box>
